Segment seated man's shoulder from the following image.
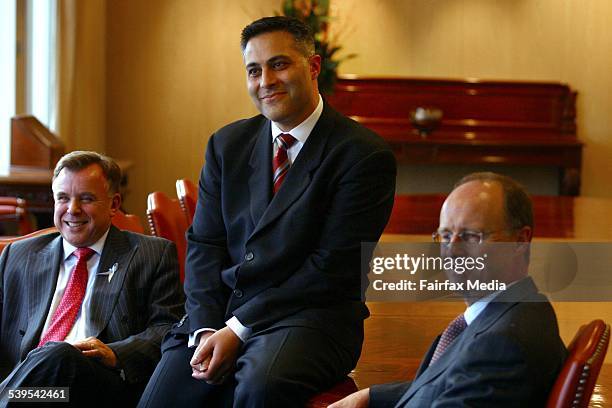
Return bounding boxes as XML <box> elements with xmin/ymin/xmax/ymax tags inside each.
<box><xmin>2</xmin><ymin>230</ymin><xmax>60</xmax><ymax>256</ymax></box>
<box><xmin>120</xmin><ymin>229</ymin><xmax>175</xmax><ymax>251</ymax></box>
<box><xmin>326</xmin><ymin>111</ymin><xmax>395</xmax><ymax>166</ymax></box>
<box><xmin>212</xmin><ymin>114</ymin><xmax>268</xmax><ymax>146</ymax></box>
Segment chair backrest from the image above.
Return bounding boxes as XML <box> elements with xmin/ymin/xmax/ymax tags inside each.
<box><xmin>0</xmin><ymin>226</ymin><xmax>59</xmax><ymax>254</ymax></box>
<box><xmin>0</xmin><ymin>197</ymin><xmax>34</xmax><ymax>236</ymax></box>
<box><xmin>547</xmin><ymin>319</ymin><xmax>610</xmax><ymax>408</ymax></box>
<box><xmin>112</xmin><ymin>209</ymin><xmax>145</xmax><ymax>234</ymax></box>
<box><xmin>147</xmin><ymin>191</ymin><xmax>188</xmax><ymax>282</ymax></box>
<box><xmin>176</xmin><ymin>179</ymin><xmax>197</xmax><ymax>224</ymax></box>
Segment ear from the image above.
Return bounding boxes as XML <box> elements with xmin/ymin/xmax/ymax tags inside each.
<box><xmin>514</xmin><ymin>226</ymin><xmax>532</xmax><ymax>258</ymax></box>
<box><xmin>309</xmin><ymin>54</ymin><xmax>321</xmax><ymax>79</ymax></box>
<box><xmin>516</xmin><ymin>226</ymin><xmax>533</xmax><ymax>242</ymax></box>
<box><xmin>109</xmin><ymin>193</ymin><xmax>122</xmax><ymax>217</ymax></box>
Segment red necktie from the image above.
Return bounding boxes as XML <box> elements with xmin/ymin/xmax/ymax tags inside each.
<box><xmin>38</xmin><ymin>247</ymin><xmax>95</xmax><ymax>347</ymax></box>
<box><xmin>272</xmin><ymin>133</ymin><xmax>297</xmax><ymax>194</ymax></box>
<box><xmin>429</xmin><ymin>314</ymin><xmax>467</xmax><ymax>365</ymax></box>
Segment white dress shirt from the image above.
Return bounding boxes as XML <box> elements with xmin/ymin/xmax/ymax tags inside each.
<box><xmin>40</xmin><ymin>229</ymin><xmax>110</xmax><ymax>343</ymax></box>
<box><xmin>463</xmin><ymin>278</ymin><xmax>522</xmax><ymax>325</ymax></box>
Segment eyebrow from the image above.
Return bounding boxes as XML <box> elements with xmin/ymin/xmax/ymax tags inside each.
<box><xmin>245</xmin><ymin>55</ymin><xmax>291</xmax><ymax>70</ymax></box>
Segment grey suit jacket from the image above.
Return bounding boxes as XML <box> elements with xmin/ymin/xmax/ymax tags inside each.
<box><xmin>0</xmin><ymin>225</ymin><xmax>185</xmax><ymax>384</ymax></box>
<box><xmin>370</xmin><ymin>278</ymin><xmax>567</xmax><ymax>407</ymax></box>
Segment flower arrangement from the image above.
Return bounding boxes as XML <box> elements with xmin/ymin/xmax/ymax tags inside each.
<box><xmin>280</xmin><ymin>0</ymin><xmax>355</xmax><ymax>94</ymax></box>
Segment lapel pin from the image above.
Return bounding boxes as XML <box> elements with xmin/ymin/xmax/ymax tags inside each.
<box><xmin>107</xmin><ymin>263</ymin><xmax>118</xmax><ymax>282</ymax></box>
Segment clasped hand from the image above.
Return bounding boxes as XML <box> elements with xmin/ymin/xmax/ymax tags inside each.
<box><xmin>190</xmin><ymin>327</ymin><xmax>241</xmax><ymax>384</ymax></box>
<box><xmin>71</xmin><ymin>336</ymin><xmax>118</xmax><ymax>368</ymax></box>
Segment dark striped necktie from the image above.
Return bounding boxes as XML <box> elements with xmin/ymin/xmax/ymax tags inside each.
<box><xmin>429</xmin><ymin>314</ymin><xmax>467</xmax><ymax>365</ymax></box>
<box><xmin>272</xmin><ymin>133</ymin><xmax>297</xmax><ymax>194</ymax></box>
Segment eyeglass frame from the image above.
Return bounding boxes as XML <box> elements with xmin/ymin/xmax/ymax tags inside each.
<box><xmin>431</xmin><ymin>229</ymin><xmax>513</xmax><ymax>245</ymax></box>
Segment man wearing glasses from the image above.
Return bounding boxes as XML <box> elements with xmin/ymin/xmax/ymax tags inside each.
<box><xmin>332</xmin><ymin>172</ymin><xmax>567</xmax><ymax>408</ymax></box>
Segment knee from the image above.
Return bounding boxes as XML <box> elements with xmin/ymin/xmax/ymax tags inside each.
<box><xmin>30</xmin><ymin>341</ymin><xmax>83</xmax><ymax>367</ymax></box>
<box><xmin>234</xmin><ymin>369</ymin><xmax>289</xmax><ymax>405</ymax></box>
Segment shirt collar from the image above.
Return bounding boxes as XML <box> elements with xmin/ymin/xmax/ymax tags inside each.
<box><xmin>271</xmin><ymin>94</ymin><xmax>323</xmax><ymax>144</ymax></box>
<box><xmin>463</xmin><ymin>278</ymin><xmax>524</xmax><ymax>325</ymax></box>
<box><xmin>62</xmin><ymin>227</ymin><xmax>110</xmax><ymax>261</ymax></box>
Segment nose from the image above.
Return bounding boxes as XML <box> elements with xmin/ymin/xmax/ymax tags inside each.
<box><xmin>449</xmin><ymin>233</ymin><xmax>462</xmax><ymax>244</ymax></box>
<box><xmin>67</xmin><ymin>198</ymin><xmax>81</xmax><ymax>215</ymax></box>
<box><xmin>260</xmin><ymin>67</ymin><xmax>277</xmax><ymax>88</ymax></box>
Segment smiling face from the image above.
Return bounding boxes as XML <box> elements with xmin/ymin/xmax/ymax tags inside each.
<box><xmin>52</xmin><ymin>164</ymin><xmax>121</xmax><ymax>247</ymax></box>
<box><xmin>243</xmin><ymin>30</ymin><xmax>321</xmax><ymax>132</ymax></box>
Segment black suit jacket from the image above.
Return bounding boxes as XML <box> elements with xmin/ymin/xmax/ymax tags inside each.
<box><xmin>176</xmin><ymin>103</ymin><xmax>396</xmax><ymax>356</ymax></box>
<box><xmin>370</xmin><ymin>278</ymin><xmax>567</xmax><ymax>407</ymax></box>
<box><xmin>0</xmin><ymin>226</ymin><xmax>185</xmax><ymax>383</ymax></box>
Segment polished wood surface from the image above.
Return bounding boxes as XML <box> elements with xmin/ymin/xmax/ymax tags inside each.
<box><xmin>385</xmin><ymin>194</ymin><xmax>612</xmax><ymax>240</ymax></box>
<box><xmin>352</xmin><ymin>302</ymin><xmax>612</xmax><ymax>407</ymax></box>
<box><xmin>10</xmin><ymin>115</ymin><xmax>64</xmax><ymax>169</ymax></box>
<box><xmin>327</xmin><ymin>76</ymin><xmax>582</xmax><ymax>195</ymax></box>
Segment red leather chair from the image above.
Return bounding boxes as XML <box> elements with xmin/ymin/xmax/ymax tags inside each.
<box><xmin>307</xmin><ymin>377</ymin><xmax>358</xmax><ymax>407</ymax></box>
<box><xmin>547</xmin><ymin>319</ymin><xmax>610</xmax><ymax>408</ymax></box>
<box><xmin>112</xmin><ymin>209</ymin><xmax>145</xmax><ymax>234</ymax></box>
<box><xmin>0</xmin><ymin>226</ymin><xmax>58</xmax><ymax>254</ymax></box>
<box><xmin>147</xmin><ymin>191</ymin><xmax>189</xmax><ymax>282</ymax></box>
<box><xmin>0</xmin><ymin>197</ymin><xmax>34</xmax><ymax>236</ymax></box>
<box><xmin>176</xmin><ymin>179</ymin><xmax>197</xmax><ymax>224</ymax></box>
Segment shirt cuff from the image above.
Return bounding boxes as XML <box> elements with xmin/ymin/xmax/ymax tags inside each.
<box><xmin>225</xmin><ymin>316</ymin><xmax>252</xmax><ymax>342</ymax></box>
<box><xmin>188</xmin><ymin>327</ymin><xmax>216</xmax><ymax>348</ymax></box>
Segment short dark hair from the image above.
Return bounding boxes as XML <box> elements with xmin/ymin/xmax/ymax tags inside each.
<box><xmin>53</xmin><ymin>151</ymin><xmax>122</xmax><ymax>194</ymax></box>
<box><xmin>454</xmin><ymin>172</ymin><xmax>533</xmax><ymax>231</ymax></box>
<box><xmin>240</xmin><ymin>16</ymin><xmax>315</xmax><ymax>56</ymax></box>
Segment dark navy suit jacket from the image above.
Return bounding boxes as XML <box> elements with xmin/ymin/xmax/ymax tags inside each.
<box><xmin>175</xmin><ymin>103</ymin><xmax>396</xmax><ymax>359</ymax></box>
<box><xmin>370</xmin><ymin>278</ymin><xmax>567</xmax><ymax>407</ymax></box>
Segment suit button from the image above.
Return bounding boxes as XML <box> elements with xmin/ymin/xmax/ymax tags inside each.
<box><xmin>244</xmin><ymin>252</ymin><xmax>254</xmax><ymax>261</ymax></box>
<box><xmin>234</xmin><ymin>289</ymin><xmax>243</xmax><ymax>298</ymax></box>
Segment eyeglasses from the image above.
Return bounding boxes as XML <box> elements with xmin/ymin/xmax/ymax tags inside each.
<box><xmin>432</xmin><ymin>230</ymin><xmax>496</xmax><ymax>245</ymax></box>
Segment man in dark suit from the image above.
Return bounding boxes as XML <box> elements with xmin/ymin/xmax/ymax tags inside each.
<box><xmin>138</xmin><ymin>16</ymin><xmax>396</xmax><ymax>407</ymax></box>
<box><xmin>0</xmin><ymin>151</ymin><xmax>184</xmax><ymax>406</ymax></box>
<box><xmin>331</xmin><ymin>172</ymin><xmax>567</xmax><ymax>408</ymax></box>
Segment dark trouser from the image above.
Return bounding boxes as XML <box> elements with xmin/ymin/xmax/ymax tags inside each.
<box><xmin>138</xmin><ymin>326</ymin><xmax>357</xmax><ymax>408</ymax></box>
<box><xmin>0</xmin><ymin>342</ymin><xmax>139</xmax><ymax>408</ymax></box>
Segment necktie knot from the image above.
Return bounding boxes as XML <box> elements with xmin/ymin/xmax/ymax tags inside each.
<box><xmin>430</xmin><ymin>314</ymin><xmax>467</xmax><ymax>365</ymax></box>
<box><xmin>276</xmin><ymin>133</ymin><xmax>297</xmax><ymax>151</ymax></box>
<box><xmin>74</xmin><ymin>247</ymin><xmax>95</xmax><ymax>262</ymax></box>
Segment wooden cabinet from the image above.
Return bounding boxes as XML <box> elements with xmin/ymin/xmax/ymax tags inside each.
<box><xmin>327</xmin><ymin>76</ymin><xmax>583</xmax><ymax>195</ymax></box>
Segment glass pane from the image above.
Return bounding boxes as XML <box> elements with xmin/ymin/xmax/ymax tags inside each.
<box><xmin>0</xmin><ymin>0</ymin><xmax>16</xmax><ymax>175</ymax></box>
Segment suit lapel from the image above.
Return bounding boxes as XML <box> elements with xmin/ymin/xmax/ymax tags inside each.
<box><xmin>87</xmin><ymin>226</ymin><xmax>137</xmax><ymax>338</ymax></box>
<box><xmin>397</xmin><ymin>278</ymin><xmax>539</xmax><ymax>406</ymax></box>
<box><xmin>21</xmin><ymin>235</ymin><xmax>63</xmax><ymax>357</ymax></box>
<box><xmin>248</xmin><ymin>104</ymin><xmax>334</xmax><ymax>240</ymax></box>
<box><xmin>248</xmin><ymin>120</ymin><xmax>273</xmax><ymax>228</ymax></box>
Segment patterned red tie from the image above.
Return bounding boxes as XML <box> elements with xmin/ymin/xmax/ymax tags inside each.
<box><xmin>429</xmin><ymin>314</ymin><xmax>467</xmax><ymax>365</ymax></box>
<box><xmin>272</xmin><ymin>133</ymin><xmax>297</xmax><ymax>194</ymax></box>
<box><xmin>38</xmin><ymin>247</ymin><xmax>95</xmax><ymax>347</ymax></box>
